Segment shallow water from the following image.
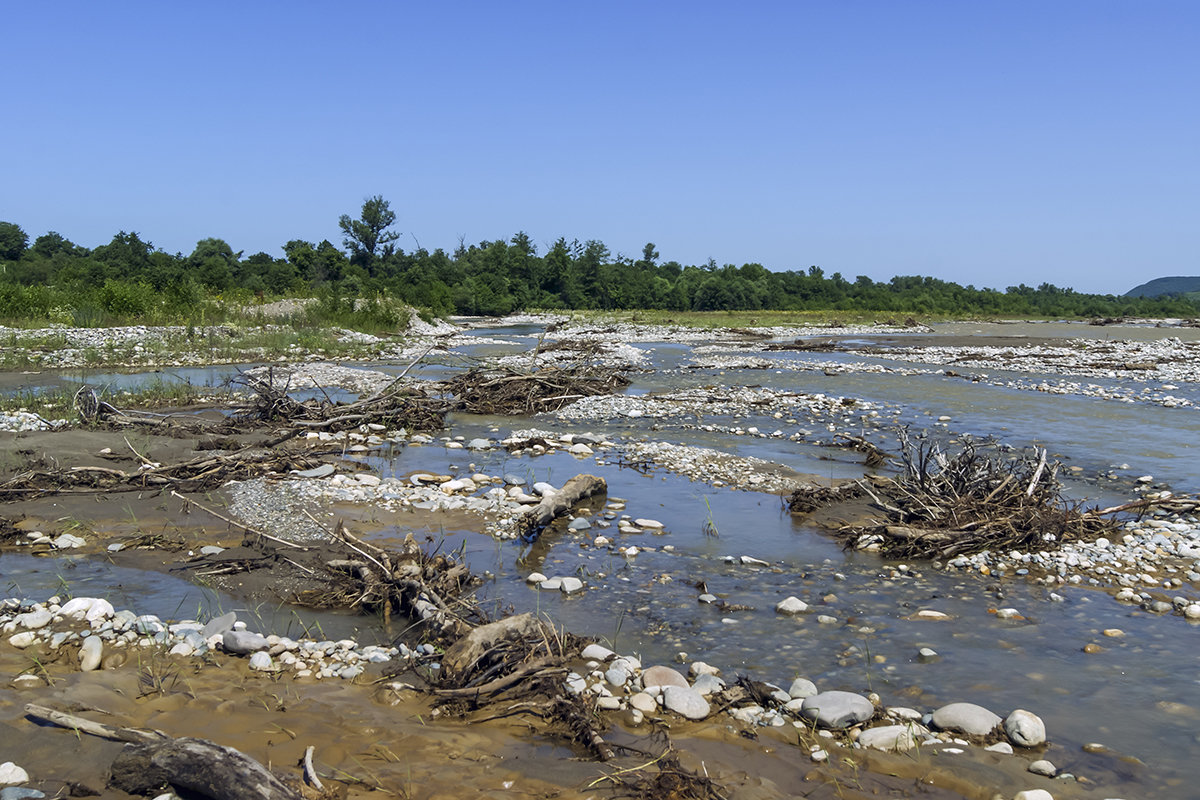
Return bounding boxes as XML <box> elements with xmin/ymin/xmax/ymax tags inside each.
<box><xmin>4</xmin><ymin>320</ymin><xmax>1199</xmax><ymax>798</ymax></box>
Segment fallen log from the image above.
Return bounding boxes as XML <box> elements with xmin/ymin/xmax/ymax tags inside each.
<box><xmin>517</xmin><ymin>473</ymin><xmax>607</xmax><ymax>540</ymax></box>
<box><xmin>25</xmin><ymin>704</ymin><xmax>302</xmax><ymax>800</ymax></box>
<box><xmin>109</xmin><ymin>737</ymin><xmax>303</xmax><ymax>800</ymax></box>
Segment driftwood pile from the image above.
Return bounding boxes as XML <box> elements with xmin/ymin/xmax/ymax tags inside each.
<box><xmin>788</xmin><ymin>435</ymin><xmax>1166</xmax><ymax>559</ymax></box>
<box><xmin>0</xmin><ymin>436</ymin><xmax>326</xmax><ymax>500</ymax></box>
<box><xmin>443</xmin><ymin>364</ymin><xmax>630</xmax><ymax>415</ymax></box>
<box><xmin>233</xmin><ymin>368</ymin><xmax>448</xmax><ymax>433</ymax></box>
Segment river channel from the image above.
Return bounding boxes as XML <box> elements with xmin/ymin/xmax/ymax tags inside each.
<box><xmin>3</xmin><ymin>319</ymin><xmax>1198</xmax><ymax>799</ymax></box>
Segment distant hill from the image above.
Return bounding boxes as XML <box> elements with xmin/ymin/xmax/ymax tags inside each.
<box><xmin>1124</xmin><ymin>276</ymin><xmax>1200</xmax><ymax>298</ymax></box>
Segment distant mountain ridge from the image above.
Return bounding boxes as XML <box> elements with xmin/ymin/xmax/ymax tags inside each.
<box><xmin>1124</xmin><ymin>276</ymin><xmax>1200</xmax><ymax>298</ymax></box>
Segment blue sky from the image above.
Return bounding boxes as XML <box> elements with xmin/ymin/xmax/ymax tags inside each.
<box><xmin>4</xmin><ymin>2</ymin><xmax>1197</xmax><ymax>294</ymax></box>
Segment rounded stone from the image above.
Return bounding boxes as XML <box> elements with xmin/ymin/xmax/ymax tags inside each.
<box><xmin>931</xmin><ymin>702</ymin><xmax>1001</xmax><ymax>736</ymax></box>
<box><xmin>1028</xmin><ymin>759</ymin><xmax>1056</xmax><ymax>777</ymax></box>
<box><xmin>799</xmin><ymin>691</ymin><xmax>875</xmax><ymax>729</ymax></box>
<box><xmin>78</xmin><ymin>635</ymin><xmax>103</xmax><ymax>672</ymax></box>
<box><xmin>661</xmin><ymin>685</ymin><xmax>710</xmax><ymax>720</ymax></box>
<box><xmin>788</xmin><ymin>677</ymin><xmax>818</xmax><ymax>699</ymax></box>
<box><xmin>1004</xmin><ymin>709</ymin><xmax>1047</xmax><ymax>747</ymax></box>
<box><xmin>0</xmin><ymin>763</ymin><xmax>30</xmax><ymax>786</ymax></box>
<box><xmin>580</xmin><ymin>644</ymin><xmax>614</xmax><ymax>662</ymax></box>
<box><xmin>223</xmin><ymin>630</ymin><xmax>269</xmax><ymax>654</ymax></box>
<box><xmin>560</xmin><ymin>577</ymin><xmax>584</xmax><ymax>594</ymax></box>
<box><xmin>628</xmin><ymin>692</ymin><xmax>657</xmax><ymax>713</ymax></box>
<box><xmin>690</xmin><ymin>673</ymin><xmax>726</xmax><ymax>696</ymax></box>
<box><xmin>857</xmin><ymin>725</ymin><xmax>921</xmax><ymax>751</ymax></box>
<box><xmin>7</xmin><ymin>632</ymin><xmax>37</xmax><ymax>649</ymax></box>
<box><xmin>775</xmin><ymin>596</ymin><xmax>809</xmax><ymax>615</ymax></box>
<box><xmin>641</xmin><ymin>665</ymin><xmax>689</xmax><ymax>690</ymax></box>
<box><xmin>1013</xmin><ymin>791</ymin><xmax>1054</xmax><ymax>800</ymax></box>
<box><xmin>248</xmin><ymin>652</ymin><xmax>274</xmax><ymax>671</ymax></box>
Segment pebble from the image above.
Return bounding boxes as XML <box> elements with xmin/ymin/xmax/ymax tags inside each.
<box><xmin>931</xmin><ymin>702</ymin><xmax>1001</xmax><ymax>736</ymax></box>
<box><xmin>0</xmin><ymin>764</ymin><xmax>29</xmax><ymax>787</ymax></box>
<box><xmin>7</xmin><ymin>632</ymin><xmax>37</xmax><ymax>649</ymax></box>
<box><xmin>248</xmin><ymin>652</ymin><xmax>275</xmax><ymax>671</ymax></box>
<box><xmin>1004</xmin><ymin>709</ymin><xmax>1047</xmax><ymax>747</ymax></box>
<box><xmin>223</xmin><ymin>630</ymin><xmax>269</xmax><ymax>654</ymax></box>
<box><xmin>1</xmin><ymin>788</ymin><xmax>45</xmax><ymax>800</ymax></box>
<box><xmin>661</xmin><ymin>685</ymin><xmax>710</xmax><ymax>719</ymax></box>
<box><xmin>1028</xmin><ymin>759</ymin><xmax>1057</xmax><ymax>777</ymax></box>
<box><xmin>53</xmin><ymin>533</ymin><xmax>87</xmax><ymax>549</ymax></box>
<box><xmin>857</xmin><ymin>725</ymin><xmax>922</xmax><ymax>751</ymax></box>
<box><xmin>799</xmin><ymin>691</ymin><xmax>874</xmax><ymax>729</ymax></box>
<box><xmin>559</xmin><ymin>577</ymin><xmax>584</xmax><ymax>594</ymax></box>
<box><xmin>641</xmin><ymin>665</ymin><xmax>689</xmax><ymax>689</ymax></box>
<box><xmin>788</xmin><ymin>678</ymin><xmax>818</xmax><ymax>698</ymax></box>
<box><xmin>628</xmin><ymin>692</ymin><xmax>657</xmax><ymax>713</ymax></box>
<box><xmin>79</xmin><ymin>635</ymin><xmax>103</xmax><ymax>671</ymax></box>
<box><xmin>1013</xmin><ymin>791</ymin><xmax>1054</xmax><ymax>800</ymax></box>
<box><xmin>775</xmin><ymin>596</ymin><xmax>809</xmax><ymax>615</ymax></box>
<box><xmin>581</xmin><ymin>644</ymin><xmax>614</xmax><ymax>662</ymax></box>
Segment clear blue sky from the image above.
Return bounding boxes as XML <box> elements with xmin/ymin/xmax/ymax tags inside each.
<box><xmin>4</xmin><ymin>2</ymin><xmax>1197</xmax><ymax>294</ymax></box>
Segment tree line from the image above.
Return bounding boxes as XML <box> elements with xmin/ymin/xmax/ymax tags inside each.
<box><xmin>2</xmin><ymin>198</ymin><xmax>1197</xmax><ymax>323</ymax></box>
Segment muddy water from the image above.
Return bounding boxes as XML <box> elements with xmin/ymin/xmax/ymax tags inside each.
<box><xmin>3</xmin><ymin>320</ymin><xmax>1199</xmax><ymax>798</ymax></box>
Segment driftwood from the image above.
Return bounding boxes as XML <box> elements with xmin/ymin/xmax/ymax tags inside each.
<box><xmin>25</xmin><ymin>704</ymin><xmax>302</xmax><ymax>800</ymax></box>
<box><xmin>0</xmin><ymin>443</ymin><xmax>331</xmax><ymax>500</ymax></box>
<box><xmin>517</xmin><ymin>473</ymin><xmax>607</xmax><ymax>540</ymax></box>
<box><xmin>787</xmin><ymin>433</ymin><xmax>1193</xmax><ymax>559</ymax></box>
<box><xmin>109</xmin><ymin>738</ymin><xmax>302</xmax><ymax>800</ymax></box>
<box><xmin>232</xmin><ymin>366</ymin><xmax>448</xmax><ymax>433</ymax></box>
<box><xmin>442</xmin><ymin>364</ymin><xmax>630</xmax><ymax>415</ymax></box>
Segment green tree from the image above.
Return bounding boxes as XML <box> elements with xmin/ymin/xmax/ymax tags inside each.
<box><xmin>339</xmin><ymin>195</ymin><xmax>400</xmax><ymax>269</ymax></box>
<box><xmin>0</xmin><ymin>222</ymin><xmax>29</xmax><ymax>261</ymax></box>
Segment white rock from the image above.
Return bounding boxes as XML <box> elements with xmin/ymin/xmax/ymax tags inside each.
<box><xmin>568</xmin><ymin>443</ymin><xmax>593</xmax><ymax>455</ymax></box>
<box><xmin>525</xmin><ymin>572</ymin><xmax>548</xmax><ymax>584</ymax></box>
<box><xmin>775</xmin><ymin>596</ymin><xmax>809</xmax><ymax>615</ymax></box>
<box><xmin>787</xmin><ymin>678</ymin><xmax>818</xmax><ymax>698</ymax></box>
<box><xmin>79</xmin><ymin>635</ymin><xmax>103</xmax><ymax>671</ymax></box>
<box><xmin>661</xmin><ymin>685</ymin><xmax>710</xmax><ymax>719</ymax></box>
<box><xmin>249</xmin><ymin>652</ymin><xmax>275</xmax><ymax>671</ymax></box>
<box><xmin>635</xmin><ymin>518</ymin><xmax>664</xmax><ymax>529</ymax></box>
<box><xmin>1014</xmin><ymin>789</ymin><xmax>1054</xmax><ymax>800</ymax></box>
<box><xmin>1027</xmin><ymin>759</ymin><xmax>1056</xmax><ymax>777</ymax></box>
<box><xmin>15</xmin><ymin>609</ymin><xmax>52</xmax><ymax>629</ymax></box>
<box><xmin>580</xmin><ymin>644</ymin><xmax>615</xmax><ymax>662</ymax></box>
<box><xmin>560</xmin><ymin>577</ymin><xmax>584</xmax><ymax>594</ymax></box>
<box><xmin>0</xmin><ymin>762</ymin><xmax>30</xmax><ymax>785</ymax></box>
<box><xmin>931</xmin><ymin>702</ymin><xmax>1001</xmax><ymax>736</ymax></box>
<box><xmin>1004</xmin><ymin>709</ymin><xmax>1047</xmax><ymax>747</ymax></box>
<box><xmin>629</xmin><ymin>692</ymin><xmax>658</xmax><ymax>713</ymax></box>
<box><xmin>857</xmin><ymin>725</ymin><xmax>921</xmax><ymax>751</ymax></box>
<box><xmin>8</xmin><ymin>631</ymin><xmax>38</xmax><ymax>649</ymax></box>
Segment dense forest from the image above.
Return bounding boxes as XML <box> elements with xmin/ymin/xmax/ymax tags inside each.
<box><xmin>2</xmin><ymin>198</ymin><xmax>1198</xmax><ymax>324</ymax></box>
